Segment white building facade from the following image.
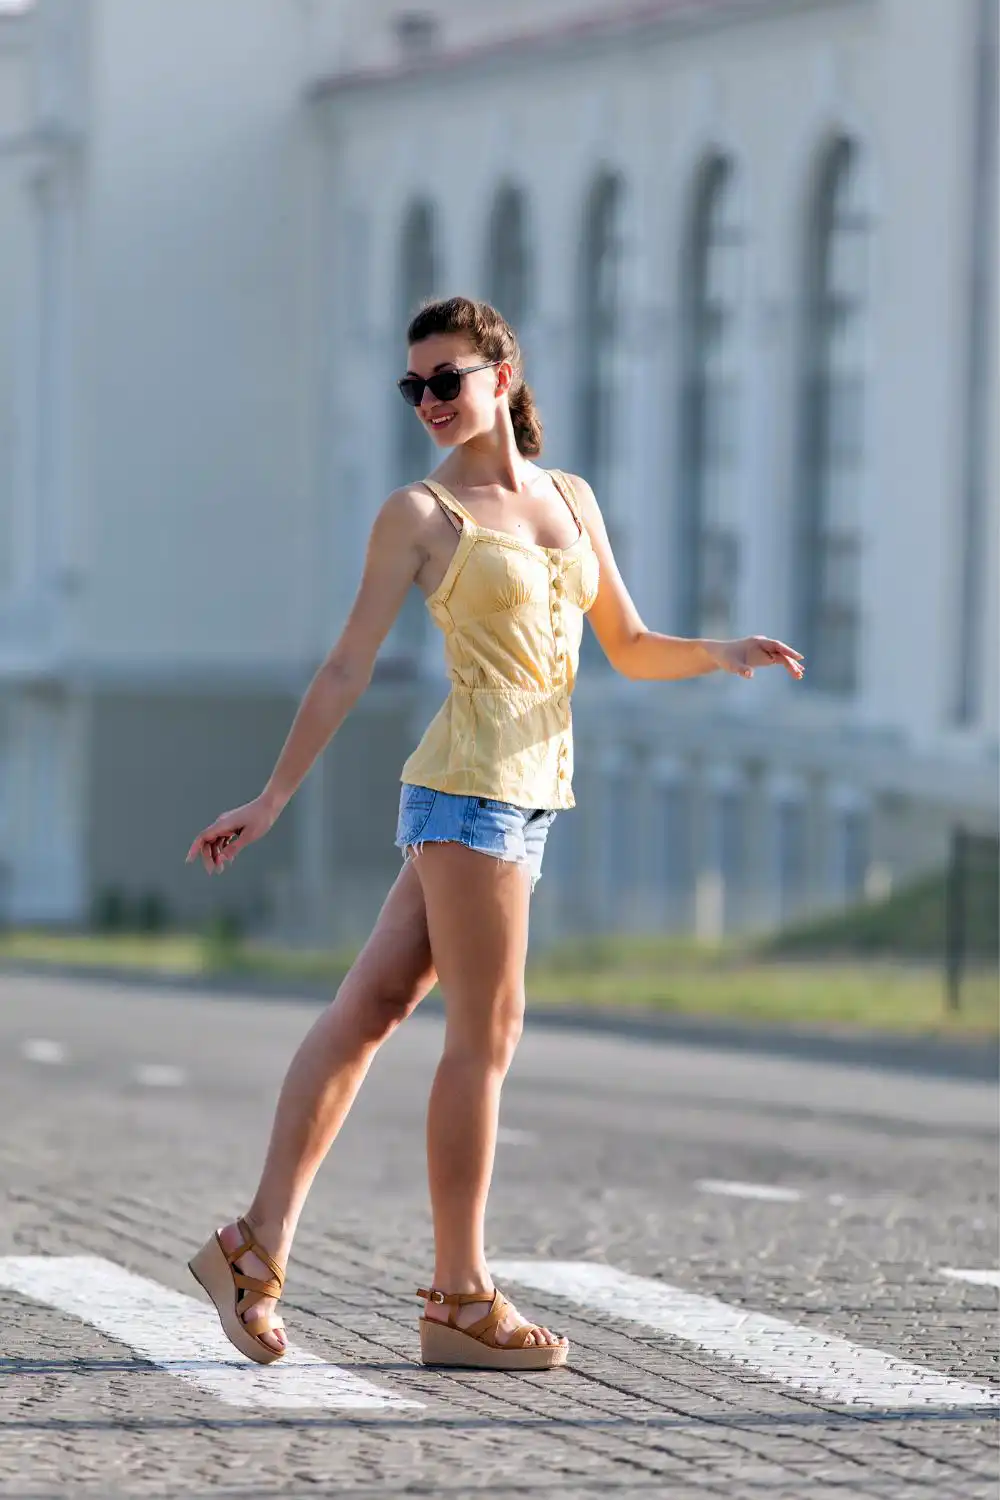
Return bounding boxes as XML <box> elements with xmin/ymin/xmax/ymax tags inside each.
<box><xmin>1</xmin><ymin>0</ymin><xmax>997</xmax><ymax>943</ymax></box>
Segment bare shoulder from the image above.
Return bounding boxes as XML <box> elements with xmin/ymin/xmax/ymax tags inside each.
<box><xmin>559</xmin><ymin>471</ymin><xmax>596</xmax><ymax>504</ymax></box>
<box><xmin>372</xmin><ymin>482</ymin><xmax>439</xmax><ymax>546</ymax></box>
<box><xmin>378</xmin><ymin>481</ymin><xmax>438</xmax><ymax>524</ymax></box>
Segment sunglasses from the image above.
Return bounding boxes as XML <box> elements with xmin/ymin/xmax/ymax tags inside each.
<box><xmin>396</xmin><ymin>361</ymin><xmax>498</xmax><ymax>408</ymax></box>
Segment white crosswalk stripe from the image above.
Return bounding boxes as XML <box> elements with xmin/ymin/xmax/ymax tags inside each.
<box><xmin>940</xmin><ymin>1267</ymin><xmax>1000</xmax><ymax>1289</ymax></box>
<box><xmin>21</xmin><ymin>1039</ymin><xmax>67</xmax><ymax>1065</ymax></box>
<box><xmin>696</xmin><ymin>1179</ymin><xmax>803</xmax><ymax>1202</ymax></box>
<box><xmin>5</xmin><ymin>1252</ymin><xmax>996</xmax><ymax>1412</ymax></box>
<box><xmin>134</xmin><ymin>1064</ymin><xmax>186</xmax><ymax>1087</ymax></box>
<box><xmin>0</xmin><ymin>1256</ymin><xmax>423</xmax><ymax>1411</ymax></box>
<box><xmin>493</xmin><ymin>1259</ymin><xmax>1000</xmax><ymax>1409</ymax></box>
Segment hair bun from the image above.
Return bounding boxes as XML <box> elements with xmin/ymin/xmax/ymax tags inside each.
<box><xmin>508</xmin><ymin>379</ymin><xmax>544</xmax><ymax>458</ymax></box>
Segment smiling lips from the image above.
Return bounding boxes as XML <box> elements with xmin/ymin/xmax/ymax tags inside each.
<box><xmin>427</xmin><ymin>413</ymin><xmax>456</xmax><ymax>430</ymax></box>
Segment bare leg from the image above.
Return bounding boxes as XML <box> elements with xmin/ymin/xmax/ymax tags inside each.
<box><xmin>412</xmin><ymin>844</ymin><xmax>565</xmax><ymax>1349</ymax></box>
<box><xmin>217</xmin><ymin>861</ymin><xmax>436</xmax><ymax>1350</ymax></box>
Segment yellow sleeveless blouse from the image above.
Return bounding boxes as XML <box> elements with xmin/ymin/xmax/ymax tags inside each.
<box><xmin>399</xmin><ymin>470</ymin><xmax>600</xmax><ymax>810</ymax></box>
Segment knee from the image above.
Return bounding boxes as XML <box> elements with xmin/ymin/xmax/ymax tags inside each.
<box><xmin>337</xmin><ymin>975</ymin><xmax>428</xmax><ymax>1045</ymax></box>
<box><xmin>447</xmin><ymin>992</ymin><xmax>525</xmax><ymax>1075</ymax></box>
<box><xmin>490</xmin><ymin>1011</ymin><xmax>524</xmax><ymax>1075</ymax></box>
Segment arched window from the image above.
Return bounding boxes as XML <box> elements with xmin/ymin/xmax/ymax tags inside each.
<box><xmin>485</xmin><ymin>183</ymin><xmax>531</xmax><ymax>331</ymax></box>
<box><xmin>383</xmin><ymin>199</ymin><xmax>439</xmax><ymax>677</ymax></box>
<box><xmin>677</xmin><ymin>155</ymin><xmax>743</xmax><ymax>640</ymax></box>
<box><xmin>578</xmin><ymin>171</ymin><xmax>623</xmax><ymax>501</ymax></box>
<box><xmin>797</xmin><ymin>138</ymin><xmax>870</xmax><ymax>694</ymax></box>
<box><xmin>395</xmin><ymin>199</ymin><xmax>438</xmax><ymax>488</ymax></box>
<box><xmin>577</xmin><ymin>171</ymin><xmax>625</xmax><ymax>667</ymax></box>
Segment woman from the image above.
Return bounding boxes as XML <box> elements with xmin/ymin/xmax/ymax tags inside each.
<box><xmin>185</xmin><ymin>296</ymin><xmax>804</xmax><ymax>1372</ymax></box>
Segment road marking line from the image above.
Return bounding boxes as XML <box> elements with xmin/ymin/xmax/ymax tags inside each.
<box><xmin>497</xmin><ymin>1127</ymin><xmax>537</xmax><ymax>1146</ymax></box>
<box><xmin>134</xmin><ymin>1065</ymin><xmax>186</xmax><ymax>1088</ymax></box>
<box><xmin>941</xmin><ymin>1268</ymin><xmax>1000</xmax><ymax>1289</ymax></box>
<box><xmin>0</xmin><ymin>1256</ymin><xmax>422</xmax><ymax>1410</ymax></box>
<box><xmin>21</xmin><ymin>1039</ymin><xmax>66</xmax><ymax>1065</ymax></box>
<box><xmin>492</xmin><ymin>1260</ymin><xmax>1000</xmax><ymax>1409</ymax></box>
<box><xmin>697</xmin><ymin>1180</ymin><xmax>803</xmax><ymax>1203</ymax></box>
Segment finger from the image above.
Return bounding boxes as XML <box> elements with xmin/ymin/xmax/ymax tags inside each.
<box><xmin>189</xmin><ymin>837</ymin><xmax>211</xmax><ymax>871</ymax></box>
<box><xmin>189</xmin><ymin>825</ymin><xmax>223</xmax><ymax>865</ymax></box>
<box><xmin>767</xmin><ymin>639</ymin><xmax>804</xmax><ymax>660</ymax></box>
<box><xmin>187</xmin><ymin>831</ymin><xmax>216</xmax><ymax>863</ymax></box>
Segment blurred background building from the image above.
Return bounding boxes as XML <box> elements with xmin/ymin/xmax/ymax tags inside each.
<box><xmin>0</xmin><ymin>0</ymin><xmax>996</xmax><ymax>945</ymax></box>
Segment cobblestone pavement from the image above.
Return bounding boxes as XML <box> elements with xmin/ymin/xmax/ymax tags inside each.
<box><xmin>0</xmin><ymin>973</ymin><xmax>996</xmax><ymax>1499</ymax></box>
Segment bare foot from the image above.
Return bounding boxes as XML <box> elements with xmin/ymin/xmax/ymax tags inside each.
<box><xmin>423</xmin><ymin>1286</ymin><xmax>566</xmax><ymax>1348</ymax></box>
<box><xmin>217</xmin><ymin>1221</ymin><xmax>287</xmax><ymax>1354</ymax></box>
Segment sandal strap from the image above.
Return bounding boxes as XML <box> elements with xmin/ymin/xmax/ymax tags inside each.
<box><xmin>242</xmin><ymin>1311</ymin><xmax>285</xmax><ymax>1337</ymax></box>
<box><xmin>237</xmin><ymin>1217</ymin><xmax>285</xmax><ymax>1290</ymax></box>
<box><xmin>416</xmin><ymin>1285</ymin><xmax>498</xmax><ymax>1308</ymax></box>
<box><xmin>222</xmin><ymin>1218</ymin><xmax>285</xmax><ymax>1293</ymax></box>
<box><xmin>416</xmin><ymin>1285</ymin><xmax>548</xmax><ymax>1349</ymax></box>
<box><xmin>502</xmin><ymin>1321</ymin><xmax>544</xmax><ymax>1350</ymax></box>
<box><xmin>233</xmin><ymin>1271</ymin><xmax>283</xmax><ymax>1300</ymax></box>
<box><xmin>417</xmin><ymin>1286</ymin><xmax>511</xmax><ymax>1345</ymax></box>
<box><xmin>463</xmin><ymin>1290</ymin><xmax>509</xmax><ymax>1344</ymax></box>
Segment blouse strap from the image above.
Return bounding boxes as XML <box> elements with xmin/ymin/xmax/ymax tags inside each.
<box><xmin>549</xmin><ymin>469</ymin><xmax>584</xmax><ymax>530</ymax></box>
<box><xmin>422</xmin><ymin>479</ymin><xmax>477</xmax><ymax>528</ymax></box>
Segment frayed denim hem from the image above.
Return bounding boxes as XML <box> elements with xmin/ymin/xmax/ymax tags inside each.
<box><xmin>399</xmin><ymin>839</ymin><xmax>542</xmax><ymax>894</ymax></box>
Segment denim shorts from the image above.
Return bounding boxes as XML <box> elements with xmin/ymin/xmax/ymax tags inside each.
<box><xmin>395</xmin><ymin>784</ymin><xmax>557</xmax><ymax>892</ymax></box>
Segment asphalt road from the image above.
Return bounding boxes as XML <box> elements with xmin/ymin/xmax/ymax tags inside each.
<box><xmin>0</xmin><ymin>972</ymin><xmax>997</xmax><ymax>1499</ymax></box>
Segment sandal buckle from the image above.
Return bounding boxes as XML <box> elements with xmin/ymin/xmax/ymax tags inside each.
<box><xmin>428</xmin><ymin>1289</ymin><xmax>445</xmax><ymax>1304</ymax></box>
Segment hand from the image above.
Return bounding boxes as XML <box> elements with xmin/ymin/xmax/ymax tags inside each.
<box><xmin>707</xmin><ymin>636</ymin><xmax>805</xmax><ymax>681</ymax></box>
<box><xmin>185</xmin><ymin>793</ymin><xmax>282</xmax><ymax>876</ymax></box>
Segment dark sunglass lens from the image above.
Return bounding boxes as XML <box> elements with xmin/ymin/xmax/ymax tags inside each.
<box><xmin>398</xmin><ymin>377</ymin><xmax>424</xmax><ymax>407</ymax></box>
<box><xmin>428</xmin><ymin>370</ymin><xmax>462</xmax><ymax>402</ymax></box>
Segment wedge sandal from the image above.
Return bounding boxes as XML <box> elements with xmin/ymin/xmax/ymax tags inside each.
<box><xmin>188</xmin><ymin>1217</ymin><xmax>287</xmax><ymax>1365</ymax></box>
<box><xmin>417</xmin><ymin>1285</ymin><xmax>569</xmax><ymax>1370</ymax></box>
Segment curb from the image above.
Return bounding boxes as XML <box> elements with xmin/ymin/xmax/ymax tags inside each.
<box><xmin>1</xmin><ymin>958</ymin><xmax>996</xmax><ymax>1083</ymax></box>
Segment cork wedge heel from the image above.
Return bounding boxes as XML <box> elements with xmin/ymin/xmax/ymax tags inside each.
<box><xmin>417</xmin><ymin>1286</ymin><xmax>569</xmax><ymax>1370</ymax></box>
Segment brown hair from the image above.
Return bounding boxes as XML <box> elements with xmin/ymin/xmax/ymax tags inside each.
<box><xmin>406</xmin><ymin>296</ymin><xmax>543</xmax><ymax>458</ymax></box>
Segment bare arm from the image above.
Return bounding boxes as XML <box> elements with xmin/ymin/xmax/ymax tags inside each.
<box><xmin>569</xmin><ymin>475</ymin><xmax>714</xmax><ymax>679</ymax></box>
<box><xmin>570</xmin><ymin>475</ymin><xmax>804</xmax><ymax>682</ymax></box>
<box><xmin>262</xmin><ymin>487</ymin><xmax>427</xmax><ymax>809</ymax></box>
<box><xmin>186</xmin><ymin>488</ymin><xmax>427</xmax><ymax>872</ymax></box>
